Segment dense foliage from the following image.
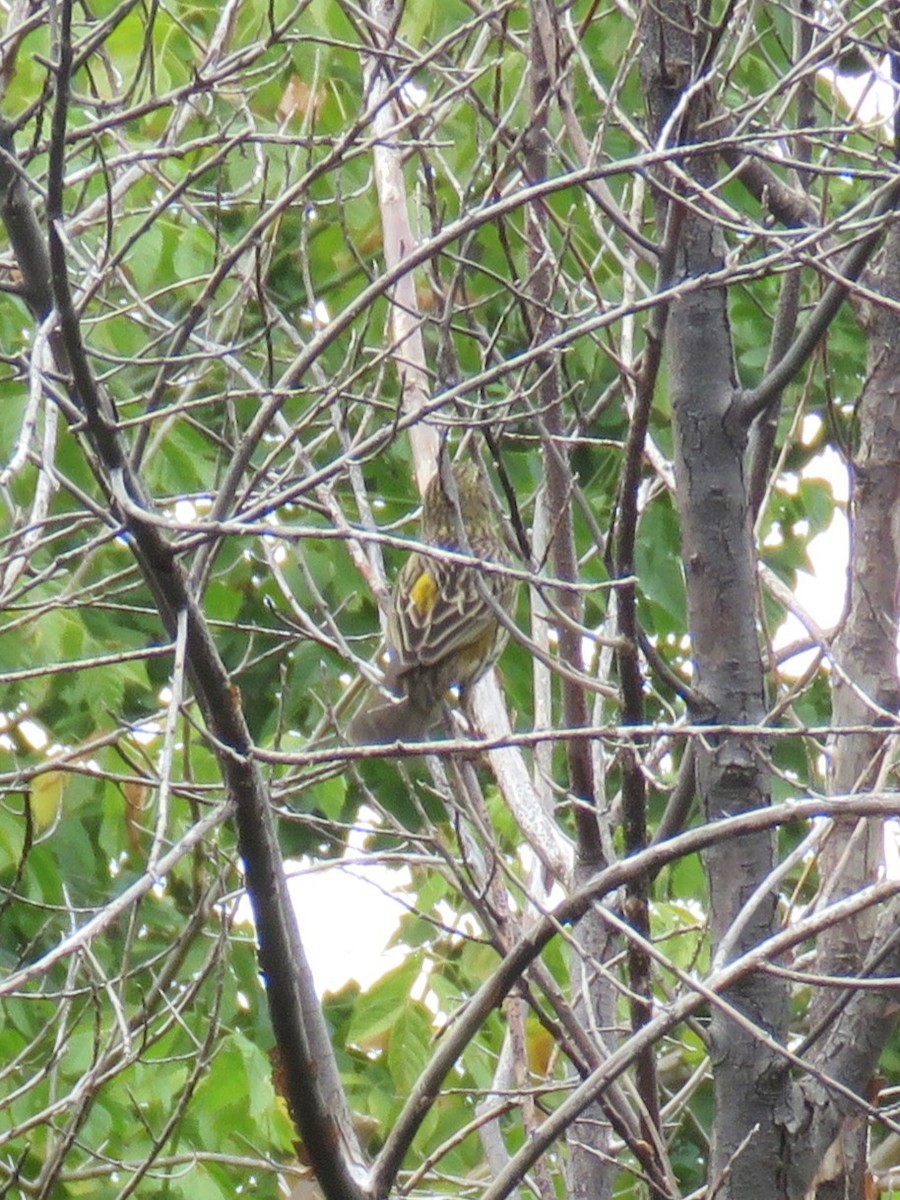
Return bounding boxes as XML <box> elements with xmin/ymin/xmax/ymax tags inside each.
<box><xmin>2</xmin><ymin>1</ymin><xmax>900</xmax><ymax>1198</ymax></box>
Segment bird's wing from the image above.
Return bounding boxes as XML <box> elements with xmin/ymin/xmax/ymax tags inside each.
<box><xmin>389</xmin><ymin>551</ymin><xmax>497</xmax><ymax>670</ymax></box>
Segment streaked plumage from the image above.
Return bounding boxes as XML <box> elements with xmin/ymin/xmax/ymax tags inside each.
<box><xmin>349</xmin><ymin>461</ymin><xmax>517</xmax><ymax>743</ymax></box>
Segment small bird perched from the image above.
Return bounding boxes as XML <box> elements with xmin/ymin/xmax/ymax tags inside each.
<box><xmin>349</xmin><ymin>457</ymin><xmax>518</xmax><ymax>744</ymax></box>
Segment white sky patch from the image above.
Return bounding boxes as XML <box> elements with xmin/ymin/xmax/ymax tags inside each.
<box><xmin>884</xmin><ymin>822</ymin><xmax>900</xmax><ymax>881</ymax></box>
<box><xmin>174</xmin><ymin>498</ymin><xmax>197</xmax><ymax>523</ymax></box>
<box><xmin>132</xmin><ymin>720</ymin><xmax>162</xmax><ymax>746</ymax></box>
<box><xmin>819</xmin><ymin>56</ymin><xmax>897</xmax><ymax>137</ymax></box>
<box><xmin>300</xmin><ymin>299</ymin><xmax>330</xmax><ymax>328</ymax></box>
<box><xmin>236</xmin><ymin>813</ymin><xmax>411</xmax><ymax>995</ymax></box>
<box><xmin>286</xmin><ymin>852</ymin><xmax>410</xmax><ymax>994</ymax></box>
<box><xmin>400</xmin><ymin>80</ymin><xmax>428</xmax><ymax>108</ymax></box>
<box><xmin>17</xmin><ymin>717</ymin><xmax>49</xmax><ymax>751</ymax></box>
<box><xmin>774</xmin><ymin>439</ymin><xmax>849</xmax><ymax>679</ymax></box>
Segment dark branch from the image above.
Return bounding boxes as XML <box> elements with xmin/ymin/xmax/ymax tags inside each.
<box><xmin>0</xmin><ymin>10</ymin><xmax>370</xmax><ymax>1198</ymax></box>
<box><xmin>737</xmin><ymin>176</ymin><xmax>900</xmax><ymax>426</ymax></box>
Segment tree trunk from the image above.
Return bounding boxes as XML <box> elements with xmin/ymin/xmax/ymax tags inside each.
<box><xmin>639</xmin><ymin>3</ymin><xmax>790</xmax><ymax>1195</ymax></box>
<box><xmin>799</xmin><ymin>222</ymin><xmax>900</xmax><ymax>1200</ymax></box>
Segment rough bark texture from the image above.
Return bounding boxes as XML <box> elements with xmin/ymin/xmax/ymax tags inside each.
<box><xmin>798</xmin><ymin>223</ymin><xmax>900</xmax><ymax>1200</ymax></box>
<box><xmin>668</xmin><ymin>207</ymin><xmax>790</xmax><ymax>1200</ymax></box>
<box><xmin>639</xmin><ymin>4</ymin><xmax>790</xmax><ymax>1196</ymax></box>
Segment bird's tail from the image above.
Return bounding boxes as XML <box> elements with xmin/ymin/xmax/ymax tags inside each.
<box><xmin>347</xmin><ymin>689</ymin><xmax>440</xmax><ymax>745</ymax></box>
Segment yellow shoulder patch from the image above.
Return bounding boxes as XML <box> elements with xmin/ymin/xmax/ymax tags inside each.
<box><xmin>409</xmin><ymin>568</ymin><xmax>439</xmax><ymax>616</ymax></box>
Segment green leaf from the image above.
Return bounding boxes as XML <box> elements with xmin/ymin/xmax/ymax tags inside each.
<box><xmin>387</xmin><ymin>1003</ymin><xmax>432</xmax><ymax>1092</ymax></box>
<box><xmin>346</xmin><ymin>958</ymin><xmax>422</xmax><ymax>1048</ymax></box>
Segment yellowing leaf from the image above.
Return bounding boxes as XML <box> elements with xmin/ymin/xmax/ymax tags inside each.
<box><xmin>30</xmin><ymin>771</ymin><xmax>66</xmax><ymax>829</ymax></box>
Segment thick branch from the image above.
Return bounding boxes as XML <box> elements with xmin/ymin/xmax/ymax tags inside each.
<box><xmin>640</xmin><ymin>3</ymin><xmax>790</xmax><ymax>1193</ymax></box>
<box><xmin>480</xmin><ymin>882</ymin><xmax>900</xmax><ymax>1200</ymax></box>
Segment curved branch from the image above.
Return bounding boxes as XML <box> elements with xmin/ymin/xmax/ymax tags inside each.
<box><xmin>369</xmin><ymin>791</ymin><xmax>900</xmax><ymax>1194</ymax></box>
<box><xmin>481</xmin><ymin>881</ymin><xmax>900</xmax><ymax>1200</ymax></box>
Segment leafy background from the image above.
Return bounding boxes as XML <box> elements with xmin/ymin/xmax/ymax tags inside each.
<box><xmin>0</xmin><ymin>0</ymin><xmax>895</xmax><ymax>1196</ymax></box>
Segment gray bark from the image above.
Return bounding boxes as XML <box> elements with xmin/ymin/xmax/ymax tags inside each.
<box><xmin>791</xmin><ymin>222</ymin><xmax>900</xmax><ymax>1200</ymax></box>
<box><xmin>639</xmin><ymin>4</ymin><xmax>791</xmax><ymax>1195</ymax></box>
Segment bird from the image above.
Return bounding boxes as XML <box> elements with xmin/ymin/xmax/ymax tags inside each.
<box><xmin>348</xmin><ymin>457</ymin><xmax>518</xmax><ymax>743</ymax></box>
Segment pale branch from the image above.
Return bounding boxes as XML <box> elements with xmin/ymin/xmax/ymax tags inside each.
<box><xmin>470</xmin><ymin>676</ymin><xmax>575</xmax><ymax>883</ymax></box>
<box><xmin>253</xmin><ymin>722</ymin><xmax>900</xmax><ymax>775</ymax></box>
<box><xmin>525</xmin><ymin>954</ymin><xmax>678</xmax><ymax>1195</ymax></box>
<box><xmin>363</xmin><ymin>0</ymin><xmax>439</xmax><ymax>483</ymax></box>
<box><xmin>0</xmin><ymin>907</ymin><xmax>230</xmax><ymax>1176</ymax></box>
<box><xmin>203</xmin><ymin>139</ymin><xmax>833</xmax><ymax>531</ymax></box>
<box><xmin>0</xmin><ymin>805</ymin><xmax>229</xmax><ymax>997</ymax></box>
<box><xmin>524</xmin><ymin>25</ymin><xmax>618</xmax><ymax>1200</ymax></box>
<box><xmin>356</xmin><ymin>0</ymin><xmax>575</xmax><ymax>889</ymax></box>
<box><xmin>123</xmin><ymin>204</ymin><xmax>864</xmax><ymax>554</ymax></box>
